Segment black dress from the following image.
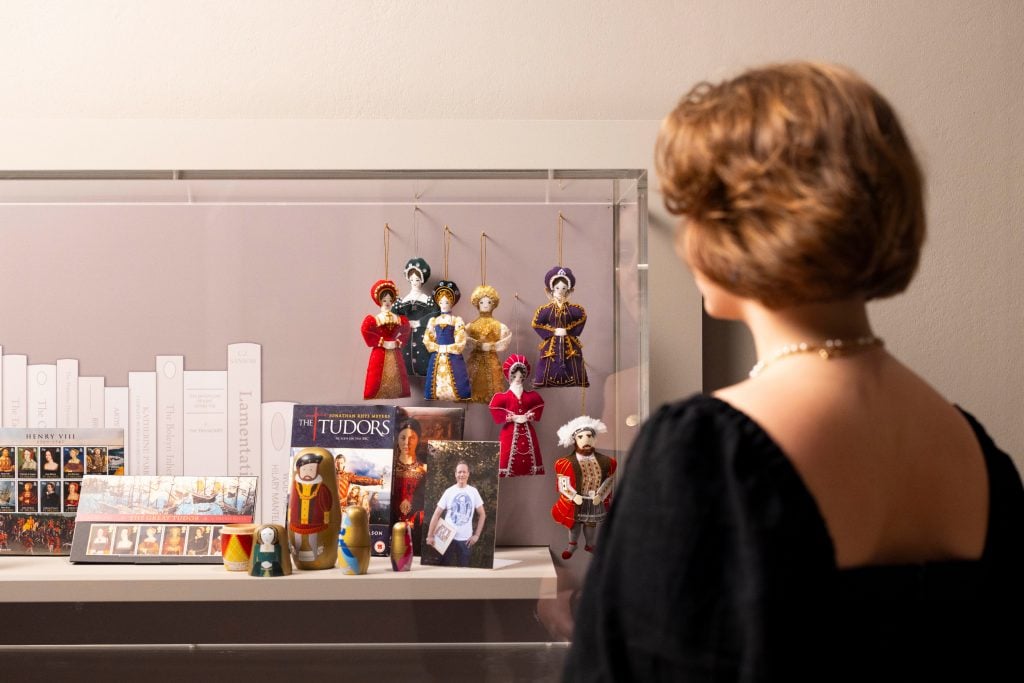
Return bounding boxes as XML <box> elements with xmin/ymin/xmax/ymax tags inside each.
<box><xmin>564</xmin><ymin>395</ymin><xmax>1024</xmax><ymax>682</ymax></box>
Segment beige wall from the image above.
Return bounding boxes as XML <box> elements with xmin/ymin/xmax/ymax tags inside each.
<box><xmin>1</xmin><ymin>1</ymin><xmax>1021</xmax><ymax>458</ymax></box>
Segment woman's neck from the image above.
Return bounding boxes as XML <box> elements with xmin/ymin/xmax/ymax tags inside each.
<box><xmin>743</xmin><ymin>298</ymin><xmax>874</xmax><ymax>362</ymax></box>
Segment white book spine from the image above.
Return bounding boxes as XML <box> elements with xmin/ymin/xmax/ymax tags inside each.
<box><xmin>0</xmin><ymin>345</ymin><xmax>4</xmax><ymax>427</ymax></box>
<box><xmin>156</xmin><ymin>355</ymin><xmax>185</xmax><ymax>476</ymax></box>
<box><xmin>183</xmin><ymin>370</ymin><xmax>228</xmax><ymax>477</ymax></box>
<box><xmin>104</xmin><ymin>387</ymin><xmax>129</xmax><ymax>462</ymax></box>
<box><xmin>260</xmin><ymin>401</ymin><xmax>295</xmax><ymax>526</ymax></box>
<box><xmin>129</xmin><ymin>371</ymin><xmax>157</xmax><ymax>476</ymax></box>
<box><xmin>56</xmin><ymin>358</ymin><xmax>79</xmax><ymax>428</ymax></box>
<box><xmin>78</xmin><ymin>376</ymin><xmax>105</xmax><ymax>428</ymax></box>
<box><xmin>227</xmin><ymin>343</ymin><xmax>262</xmax><ymax>478</ymax></box>
<box><xmin>2</xmin><ymin>354</ymin><xmax>27</xmax><ymax>428</ymax></box>
<box><xmin>27</xmin><ymin>364</ymin><xmax>57</xmax><ymax>429</ymax></box>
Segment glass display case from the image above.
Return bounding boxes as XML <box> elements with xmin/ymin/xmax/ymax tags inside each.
<box><xmin>0</xmin><ymin>169</ymin><xmax>647</xmax><ymax>678</ymax></box>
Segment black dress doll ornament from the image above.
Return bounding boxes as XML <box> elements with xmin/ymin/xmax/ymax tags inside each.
<box><xmin>532</xmin><ymin>266</ymin><xmax>588</xmax><ymax>387</ymax></box>
<box><xmin>393</xmin><ymin>258</ymin><xmax>439</xmax><ymax>378</ymax></box>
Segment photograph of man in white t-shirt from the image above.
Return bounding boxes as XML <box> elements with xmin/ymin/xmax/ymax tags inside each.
<box><xmin>426</xmin><ymin>460</ymin><xmax>485</xmax><ymax>567</ymax></box>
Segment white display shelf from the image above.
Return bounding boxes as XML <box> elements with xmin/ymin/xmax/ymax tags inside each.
<box><xmin>0</xmin><ymin>546</ymin><xmax>557</xmax><ymax>603</ymax></box>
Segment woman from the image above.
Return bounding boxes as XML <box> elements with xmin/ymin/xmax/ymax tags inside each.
<box><xmin>423</xmin><ymin>280</ymin><xmax>471</xmax><ymax>401</ymax></box>
<box><xmin>565</xmin><ymin>63</ymin><xmax>1024</xmax><ymax>681</ymax></box>
<box><xmin>360</xmin><ymin>278</ymin><xmax>412</xmax><ymax>399</ymax></box>
<box><xmin>41</xmin><ymin>450</ymin><xmax>60</xmax><ymax>476</ymax></box>
<box><xmin>64</xmin><ymin>481</ymin><xmax>80</xmax><ymax>509</ymax></box>
<box><xmin>393</xmin><ymin>257</ymin><xmax>439</xmax><ymax>377</ymax></box>
<box><xmin>465</xmin><ymin>284</ymin><xmax>512</xmax><ymax>403</ymax></box>
<box><xmin>488</xmin><ymin>354</ymin><xmax>545</xmax><ymax>477</ymax></box>
<box><xmin>391</xmin><ymin>417</ymin><xmax>428</xmax><ymax>554</ymax></box>
<box><xmin>531</xmin><ymin>266</ymin><xmax>588</xmax><ymax>387</ymax></box>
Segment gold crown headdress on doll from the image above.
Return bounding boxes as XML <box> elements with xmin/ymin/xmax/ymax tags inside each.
<box><xmin>557</xmin><ymin>415</ymin><xmax>607</xmax><ymax>448</ymax></box>
<box><xmin>470</xmin><ymin>284</ymin><xmax>500</xmax><ymax>308</ymax></box>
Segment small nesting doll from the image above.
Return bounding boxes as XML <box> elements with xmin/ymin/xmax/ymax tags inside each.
<box><xmin>423</xmin><ymin>280</ymin><xmax>471</xmax><ymax>401</ymax></box>
<box><xmin>250</xmin><ymin>524</ymin><xmax>292</xmax><ymax>577</ymax></box>
<box><xmin>532</xmin><ymin>266</ymin><xmax>589</xmax><ymax>387</ymax></box>
<box><xmin>287</xmin><ymin>448</ymin><xmax>341</xmax><ymax>570</ymax></box>
<box><xmin>338</xmin><ymin>505</ymin><xmax>371</xmax><ymax>575</ymax></box>
<box><xmin>391</xmin><ymin>521</ymin><xmax>414</xmax><ymax>572</ymax></box>
<box><xmin>465</xmin><ymin>285</ymin><xmax>512</xmax><ymax>403</ymax></box>
<box><xmin>361</xmin><ymin>279</ymin><xmax>412</xmax><ymax>400</ymax></box>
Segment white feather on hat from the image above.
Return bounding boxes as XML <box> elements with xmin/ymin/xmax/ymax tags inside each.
<box><xmin>557</xmin><ymin>415</ymin><xmax>607</xmax><ymax>448</ymax></box>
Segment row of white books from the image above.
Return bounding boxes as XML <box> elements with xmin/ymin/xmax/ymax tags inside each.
<box><xmin>0</xmin><ymin>343</ymin><xmax>282</xmax><ymax>519</ymax></box>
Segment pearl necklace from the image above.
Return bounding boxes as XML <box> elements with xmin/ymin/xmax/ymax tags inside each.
<box><xmin>749</xmin><ymin>335</ymin><xmax>883</xmax><ymax>378</ymax></box>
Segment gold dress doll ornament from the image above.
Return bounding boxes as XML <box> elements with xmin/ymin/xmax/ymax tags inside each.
<box><xmin>287</xmin><ymin>448</ymin><xmax>341</xmax><ymax>570</ymax></box>
<box><xmin>465</xmin><ymin>285</ymin><xmax>512</xmax><ymax>404</ymax></box>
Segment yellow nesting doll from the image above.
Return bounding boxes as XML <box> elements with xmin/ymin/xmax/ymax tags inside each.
<box><xmin>287</xmin><ymin>447</ymin><xmax>341</xmax><ymax>570</ymax></box>
<box><xmin>339</xmin><ymin>505</ymin><xmax>372</xmax><ymax>575</ymax></box>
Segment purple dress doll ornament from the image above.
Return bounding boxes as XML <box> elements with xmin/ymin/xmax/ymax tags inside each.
<box><xmin>531</xmin><ymin>266</ymin><xmax>588</xmax><ymax>387</ymax></box>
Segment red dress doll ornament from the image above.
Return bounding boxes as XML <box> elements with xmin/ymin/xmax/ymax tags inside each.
<box><xmin>361</xmin><ymin>279</ymin><xmax>412</xmax><ymax>400</ymax></box>
<box><xmin>551</xmin><ymin>416</ymin><xmax>616</xmax><ymax>559</ymax></box>
<box><xmin>489</xmin><ymin>354</ymin><xmax>545</xmax><ymax>477</ymax></box>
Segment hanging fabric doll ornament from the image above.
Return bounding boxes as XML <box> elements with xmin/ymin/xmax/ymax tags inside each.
<box><xmin>489</xmin><ymin>354</ymin><xmax>545</xmax><ymax>477</ymax></box>
<box><xmin>466</xmin><ymin>285</ymin><xmax>512</xmax><ymax>403</ymax></box>
<box><xmin>393</xmin><ymin>257</ymin><xmax>438</xmax><ymax>377</ymax></box>
<box><xmin>361</xmin><ymin>279</ymin><xmax>412</xmax><ymax>400</ymax></box>
<box><xmin>532</xmin><ymin>266</ymin><xmax>589</xmax><ymax>387</ymax></box>
<box><xmin>551</xmin><ymin>416</ymin><xmax>616</xmax><ymax>560</ymax></box>
<box><xmin>423</xmin><ymin>280</ymin><xmax>471</xmax><ymax>401</ymax></box>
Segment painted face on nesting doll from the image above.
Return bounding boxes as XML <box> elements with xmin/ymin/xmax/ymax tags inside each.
<box><xmin>298</xmin><ymin>460</ymin><xmax>319</xmax><ymax>482</ymax></box>
<box><xmin>477</xmin><ymin>296</ymin><xmax>494</xmax><ymax>314</ymax></box>
<box><xmin>438</xmin><ymin>294</ymin><xmax>453</xmax><ymax>314</ymax></box>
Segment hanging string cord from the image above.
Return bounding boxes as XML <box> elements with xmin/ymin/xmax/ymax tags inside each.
<box><xmin>384</xmin><ymin>223</ymin><xmax>391</xmax><ymax>279</ymax></box>
<box><xmin>443</xmin><ymin>225</ymin><xmax>452</xmax><ymax>279</ymax></box>
<box><xmin>514</xmin><ymin>293</ymin><xmax>521</xmax><ymax>355</ymax></box>
<box><xmin>412</xmin><ymin>206</ymin><xmax>420</xmax><ymax>255</ymax></box>
<box><xmin>557</xmin><ymin>211</ymin><xmax>564</xmax><ymax>267</ymax></box>
<box><xmin>480</xmin><ymin>232</ymin><xmax>488</xmax><ymax>285</ymax></box>
<box><xmin>580</xmin><ymin>361</ymin><xmax>588</xmax><ymax>414</ymax></box>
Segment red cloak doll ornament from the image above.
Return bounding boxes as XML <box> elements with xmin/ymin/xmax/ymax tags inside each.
<box><xmin>489</xmin><ymin>354</ymin><xmax>545</xmax><ymax>477</ymax></box>
<box><xmin>551</xmin><ymin>416</ymin><xmax>616</xmax><ymax>559</ymax></box>
<box><xmin>361</xmin><ymin>279</ymin><xmax>412</xmax><ymax>400</ymax></box>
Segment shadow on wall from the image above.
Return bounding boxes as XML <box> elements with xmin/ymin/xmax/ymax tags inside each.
<box><xmin>702</xmin><ymin>311</ymin><xmax>755</xmax><ymax>392</ymax></box>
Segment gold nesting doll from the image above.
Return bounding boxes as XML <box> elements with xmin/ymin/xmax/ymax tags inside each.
<box><xmin>391</xmin><ymin>521</ymin><xmax>414</xmax><ymax>572</ymax></box>
<box><xmin>338</xmin><ymin>504</ymin><xmax>371</xmax><ymax>575</ymax></box>
<box><xmin>287</xmin><ymin>447</ymin><xmax>341</xmax><ymax>570</ymax></box>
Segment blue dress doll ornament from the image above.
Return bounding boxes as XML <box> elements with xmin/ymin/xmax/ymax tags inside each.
<box><xmin>423</xmin><ymin>280</ymin><xmax>472</xmax><ymax>401</ymax></box>
<box><xmin>531</xmin><ymin>266</ymin><xmax>589</xmax><ymax>387</ymax></box>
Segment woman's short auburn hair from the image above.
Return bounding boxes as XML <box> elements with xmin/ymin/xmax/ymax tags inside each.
<box><xmin>656</xmin><ymin>62</ymin><xmax>925</xmax><ymax>308</ymax></box>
